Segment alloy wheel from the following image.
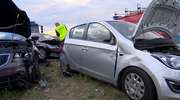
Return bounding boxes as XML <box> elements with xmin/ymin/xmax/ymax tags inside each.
<box><xmin>124</xmin><ymin>73</ymin><xmax>145</xmax><ymax>100</ymax></box>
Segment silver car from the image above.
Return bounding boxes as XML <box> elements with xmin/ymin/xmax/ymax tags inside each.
<box><xmin>62</xmin><ymin>0</ymin><xmax>180</xmax><ymax>100</ymax></box>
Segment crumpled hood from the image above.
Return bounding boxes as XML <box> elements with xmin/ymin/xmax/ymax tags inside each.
<box><xmin>135</xmin><ymin>0</ymin><xmax>180</xmax><ymax>38</ymax></box>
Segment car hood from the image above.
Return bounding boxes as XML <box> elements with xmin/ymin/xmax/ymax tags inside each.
<box><xmin>134</xmin><ymin>0</ymin><xmax>180</xmax><ymax>38</ymax></box>
<box><xmin>0</xmin><ymin>0</ymin><xmax>31</xmax><ymax>38</ymax></box>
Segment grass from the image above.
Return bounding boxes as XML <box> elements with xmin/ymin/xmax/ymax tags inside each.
<box><xmin>0</xmin><ymin>59</ymin><xmax>128</xmax><ymax>100</ymax></box>
<box><xmin>0</xmin><ymin>89</ymin><xmax>17</xmax><ymax>100</ymax></box>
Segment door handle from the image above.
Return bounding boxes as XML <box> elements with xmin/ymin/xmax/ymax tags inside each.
<box><xmin>81</xmin><ymin>47</ymin><xmax>88</xmax><ymax>52</ymax></box>
<box><xmin>119</xmin><ymin>53</ymin><xmax>124</xmax><ymax>56</ymax></box>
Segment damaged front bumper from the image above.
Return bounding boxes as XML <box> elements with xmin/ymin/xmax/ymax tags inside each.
<box><xmin>0</xmin><ymin>54</ymin><xmax>28</xmax><ymax>88</ymax></box>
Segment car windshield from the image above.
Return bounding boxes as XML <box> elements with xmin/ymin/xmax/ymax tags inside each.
<box><xmin>0</xmin><ymin>32</ymin><xmax>26</xmax><ymax>41</ymax></box>
<box><xmin>107</xmin><ymin>21</ymin><xmax>136</xmax><ymax>39</ymax></box>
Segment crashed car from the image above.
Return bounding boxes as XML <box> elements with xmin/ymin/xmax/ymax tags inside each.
<box><xmin>31</xmin><ymin>33</ymin><xmax>60</xmax><ymax>60</ymax></box>
<box><xmin>0</xmin><ymin>32</ymin><xmax>41</xmax><ymax>88</ymax></box>
<box><xmin>62</xmin><ymin>0</ymin><xmax>180</xmax><ymax>100</ymax></box>
<box><xmin>0</xmin><ymin>0</ymin><xmax>41</xmax><ymax>88</ymax></box>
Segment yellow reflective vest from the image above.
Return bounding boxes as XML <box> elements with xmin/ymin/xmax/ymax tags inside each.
<box><xmin>55</xmin><ymin>24</ymin><xmax>68</xmax><ymax>41</ymax></box>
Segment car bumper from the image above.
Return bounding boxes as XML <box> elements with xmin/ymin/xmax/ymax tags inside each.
<box><xmin>155</xmin><ymin>69</ymin><xmax>180</xmax><ymax>100</ymax></box>
<box><xmin>0</xmin><ymin>63</ymin><xmax>27</xmax><ymax>88</ymax></box>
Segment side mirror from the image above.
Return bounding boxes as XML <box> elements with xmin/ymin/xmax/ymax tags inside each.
<box><xmin>31</xmin><ymin>36</ymin><xmax>39</xmax><ymax>41</ymax></box>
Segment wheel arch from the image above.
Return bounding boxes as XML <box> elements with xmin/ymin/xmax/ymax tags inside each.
<box><xmin>117</xmin><ymin>66</ymin><xmax>158</xmax><ymax>100</ymax></box>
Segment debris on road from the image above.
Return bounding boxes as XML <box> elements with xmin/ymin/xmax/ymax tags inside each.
<box><xmin>95</xmin><ymin>88</ymin><xmax>105</xmax><ymax>97</ymax></box>
<box><xmin>39</xmin><ymin>80</ymin><xmax>48</xmax><ymax>88</ymax></box>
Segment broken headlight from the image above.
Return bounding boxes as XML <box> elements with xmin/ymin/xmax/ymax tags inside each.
<box><xmin>13</xmin><ymin>52</ymin><xmax>29</xmax><ymax>60</ymax></box>
<box><xmin>12</xmin><ymin>53</ymin><xmax>23</xmax><ymax>62</ymax></box>
<box><xmin>14</xmin><ymin>53</ymin><xmax>21</xmax><ymax>58</ymax></box>
<box><xmin>153</xmin><ymin>54</ymin><xmax>180</xmax><ymax>70</ymax></box>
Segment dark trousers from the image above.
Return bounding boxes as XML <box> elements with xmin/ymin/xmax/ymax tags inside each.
<box><xmin>59</xmin><ymin>41</ymin><xmax>65</xmax><ymax>67</ymax></box>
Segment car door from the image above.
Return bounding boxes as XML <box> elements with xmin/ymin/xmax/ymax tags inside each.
<box><xmin>80</xmin><ymin>22</ymin><xmax>117</xmax><ymax>81</ymax></box>
<box><xmin>64</xmin><ymin>24</ymin><xmax>88</xmax><ymax>69</ymax></box>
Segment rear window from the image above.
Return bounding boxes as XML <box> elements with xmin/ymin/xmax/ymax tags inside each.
<box><xmin>107</xmin><ymin>21</ymin><xmax>136</xmax><ymax>39</ymax></box>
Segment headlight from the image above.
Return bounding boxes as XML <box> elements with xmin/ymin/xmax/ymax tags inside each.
<box><xmin>153</xmin><ymin>54</ymin><xmax>180</xmax><ymax>70</ymax></box>
<box><xmin>168</xmin><ymin>56</ymin><xmax>180</xmax><ymax>69</ymax></box>
<box><xmin>12</xmin><ymin>53</ymin><xmax>21</xmax><ymax>62</ymax></box>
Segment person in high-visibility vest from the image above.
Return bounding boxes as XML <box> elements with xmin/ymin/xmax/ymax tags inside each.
<box><xmin>55</xmin><ymin>22</ymin><xmax>68</xmax><ymax>42</ymax></box>
<box><xmin>55</xmin><ymin>22</ymin><xmax>68</xmax><ymax>53</ymax></box>
<box><xmin>55</xmin><ymin>22</ymin><xmax>69</xmax><ymax>76</ymax></box>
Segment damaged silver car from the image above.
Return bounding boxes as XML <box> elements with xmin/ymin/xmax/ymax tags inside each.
<box><xmin>62</xmin><ymin>0</ymin><xmax>180</xmax><ymax>100</ymax></box>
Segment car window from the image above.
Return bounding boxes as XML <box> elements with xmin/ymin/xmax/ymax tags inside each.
<box><xmin>70</xmin><ymin>24</ymin><xmax>86</xmax><ymax>39</ymax></box>
<box><xmin>107</xmin><ymin>21</ymin><xmax>136</xmax><ymax>39</ymax></box>
<box><xmin>87</xmin><ymin>23</ymin><xmax>116</xmax><ymax>45</ymax></box>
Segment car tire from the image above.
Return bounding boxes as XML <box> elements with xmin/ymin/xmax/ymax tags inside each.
<box><xmin>121</xmin><ymin>67</ymin><xmax>157</xmax><ymax>100</ymax></box>
<box><xmin>31</xmin><ymin>55</ymin><xmax>41</xmax><ymax>83</ymax></box>
<box><xmin>39</xmin><ymin>48</ymin><xmax>47</xmax><ymax>61</ymax></box>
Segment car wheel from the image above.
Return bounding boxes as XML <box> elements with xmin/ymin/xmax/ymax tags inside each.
<box><xmin>39</xmin><ymin>48</ymin><xmax>47</xmax><ymax>60</ymax></box>
<box><xmin>31</xmin><ymin>55</ymin><xmax>41</xmax><ymax>83</ymax></box>
<box><xmin>121</xmin><ymin>67</ymin><xmax>157</xmax><ymax>100</ymax></box>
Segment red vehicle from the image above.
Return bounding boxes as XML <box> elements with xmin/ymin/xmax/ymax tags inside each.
<box><xmin>113</xmin><ymin>7</ymin><xmax>144</xmax><ymax>24</ymax></box>
<box><xmin>118</xmin><ymin>12</ymin><xmax>143</xmax><ymax>24</ymax></box>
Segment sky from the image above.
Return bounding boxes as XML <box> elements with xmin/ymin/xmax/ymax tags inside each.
<box><xmin>14</xmin><ymin>0</ymin><xmax>152</xmax><ymax>32</ymax></box>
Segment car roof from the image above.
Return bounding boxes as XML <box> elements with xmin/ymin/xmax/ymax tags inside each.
<box><xmin>71</xmin><ymin>20</ymin><xmax>136</xmax><ymax>29</ymax></box>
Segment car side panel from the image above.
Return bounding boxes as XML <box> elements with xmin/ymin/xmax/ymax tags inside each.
<box><xmin>79</xmin><ymin>41</ymin><xmax>117</xmax><ymax>82</ymax></box>
<box><xmin>64</xmin><ymin>39</ymin><xmax>87</xmax><ymax>70</ymax></box>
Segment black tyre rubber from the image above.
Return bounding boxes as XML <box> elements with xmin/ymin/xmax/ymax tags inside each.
<box><xmin>121</xmin><ymin>67</ymin><xmax>157</xmax><ymax>100</ymax></box>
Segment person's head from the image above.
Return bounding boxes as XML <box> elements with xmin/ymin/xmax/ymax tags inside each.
<box><xmin>55</xmin><ymin>22</ymin><xmax>60</xmax><ymax>27</ymax></box>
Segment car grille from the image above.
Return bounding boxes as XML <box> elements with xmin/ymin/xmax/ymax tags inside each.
<box><xmin>0</xmin><ymin>54</ymin><xmax>9</xmax><ymax>67</ymax></box>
